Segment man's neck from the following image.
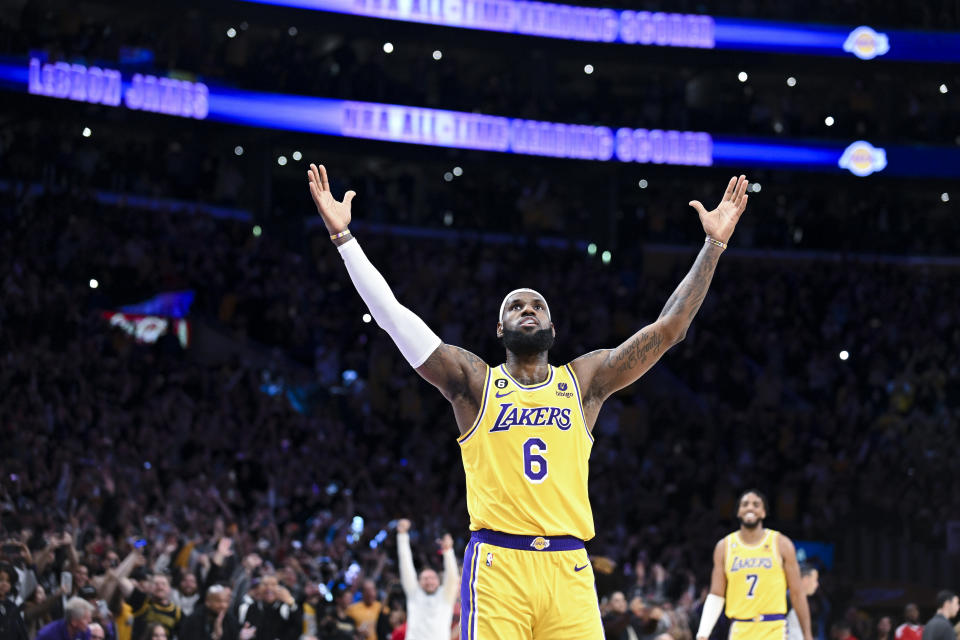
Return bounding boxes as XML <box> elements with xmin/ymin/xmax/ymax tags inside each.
<box><xmin>504</xmin><ymin>352</ymin><xmax>550</xmax><ymax>384</ymax></box>
<box><xmin>738</xmin><ymin>525</ymin><xmax>765</xmax><ymax>544</ymax></box>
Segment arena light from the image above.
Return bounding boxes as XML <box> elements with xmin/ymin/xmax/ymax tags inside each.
<box><xmin>940</xmin><ymin>83</ymin><xmax>949</xmax><ymax>94</ymax></box>
<box><xmin>601</xmin><ymin>250</ymin><xmax>612</xmax><ymax>264</ymax></box>
<box><xmin>432</xmin><ymin>50</ymin><xmax>443</xmax><ymax>60</ymax></box>
<box><xmin>584</xmin><ymin>64</ymin><xmax>594</xmax><ymax>74</ymax></box>
<box><xmin>82</xmin><ymin>126</ymin><xmax>92</xmax><ymax>137</ymax></box>
<box><xmin>443</xmin><ymin>211</ymin><xmax>454</xmax><ymax>226</ymax></box>
<box><xmin>943</xmin><ymin>192</ymin><xmax>950</xmax><ymax>202</ymax></box>
<box><xmin>825</xmin><ymin>116</ymin><xmax>835</xmax><ymax>126</ymax></box>
<box><xmin>839</xmin><ymin>350</ymin><xmax>849</xmax><ymax>360</ymax></box>
<box><xmin>292</xmin><ymin>150</ymin><xmax>302</xmax><ymax>161</ymax></box>
<box><xmin>362</xmin><ymin>313</ymin><xmax>372</xmax><ymax>323</ymax></box>
<box><xmin>443</xmin><ymin>171</ymin><xmax>453</xmax><ymax>182</ymax></box>
<box><xmin>253</xmin><ymin>224</ymin><xmax>262</xmax><ymax>236</ymax></box>
<box><xmin>234</xmin><ymin>145</ymin><xmax>244</xmax><ymax>156</ymax></box>
<box><xmin>382</xmin><ymin>42</ymin><xmax>394</xmax><ymax>53</ymax></box>
<box><xmin>587</xmin><ymin>243</ymin><xmax>597</xmax><ymax>255</ymax></box>
<box><xmin>737</xmin><ymin>71</ymin><xmax>748</xmax><ymax>82</ymax></box>
<box><xmin>278</xmin><ymin>155</ymin><xmax>288</xmax><ymax>165</ymax></box>
<box><xmin>786</xmin><ymin>76</ymin><xmax>797</xmax><ymax>87</ymax></box>
<box><xmin>226</xmin><ymin>27</ymin><xmax>237</xmax><ymax>38</ymax></box>
<box><xmin>288</xmin><ymin>26</ymin><xmax>298</xmax><ymax>36</ymax></box>
<box><xmin>452</xmin><ymin>166</ymin><xmax>463</xmax><ymax>176</ymax></box>
<box><xmin>638</xmin><ymin>179</ymin><xmax>648</xmax><ymax>188</ymax></box>
<box><xmin>89</xmin><ymin>278</ymin><xmax>99</xmax><ymax>289</ymax></box>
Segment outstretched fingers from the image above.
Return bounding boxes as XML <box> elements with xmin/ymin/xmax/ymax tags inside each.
<box><xmin>318</xmin><ymin>164</ymin><xmax>330</xmax><ymax>191</ymax></box>
<box><xmin>721</xmin><ymin>175</ymin><xmax>737</xmax><ymax>202</ymax></box>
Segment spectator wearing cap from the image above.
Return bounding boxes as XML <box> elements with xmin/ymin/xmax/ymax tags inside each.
<box><xmin>922</xmin><ymin>592</ymin><xmax>959</xmax><ymax>640</ymax></box>
<box><xmin>36</xmin><ymin>597</ymin><xmax>94</xmax><ymax>640</ymax></box>
<box><xmin>0</xmin><ymin>563</ymin><xmax>28</xmax><ymax>640</ymax></box>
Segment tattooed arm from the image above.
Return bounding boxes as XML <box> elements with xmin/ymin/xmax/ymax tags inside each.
<box><xmin>416</xmin><ymin>345</ymin><xmax>490</xmax><ymax>435</ymax></box>
<box><xmin>571</xmin><ymin>175</ymin><xmax>749</xmax><ymax>424</ymax></box>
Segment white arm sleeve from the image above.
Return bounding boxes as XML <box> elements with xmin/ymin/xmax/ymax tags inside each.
<box><xmin>337</xmin><ymin>238</ymin><xmax>442</xmax><ymax>367</ymax></box>
<box><xmin>697</xmin><ymin>594</ymin><xmax>725</xmax><ymax>639</ymax></box>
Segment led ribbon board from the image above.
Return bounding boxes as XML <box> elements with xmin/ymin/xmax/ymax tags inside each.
<box><xmin>7</xmin><ymin>56</ymin><xmax>960</xmax><ymax>177</ymax></box>
<box><xmin>239</xmin><ymin>0</ymin><xmax>960</xmax><ymax>62</ymax></box>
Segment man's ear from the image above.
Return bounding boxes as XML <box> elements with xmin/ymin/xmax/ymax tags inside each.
<box><xmin>496</xmin><ymin>321</ymin><xmax>503</xmax><ymax>338</ymax></box>
<box><xmin>551</xmin><ymin>322</ymin><xmax>556</xmax><ymax>338</ymax></box>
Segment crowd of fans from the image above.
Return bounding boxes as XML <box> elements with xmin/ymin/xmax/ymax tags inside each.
<box><xmin>3</xmin><ymin>163</ymin><xmax>960</xmax><ymax>638</ymax></box>
<box><xmin>2</xmin><ymin>2</ymin><xmax>960</xmax><ymax>640</ymax></box>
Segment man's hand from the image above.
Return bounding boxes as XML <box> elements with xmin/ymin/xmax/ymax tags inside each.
<box><xmin>396</xmin><ymin>519</ymin><xmax>411</xmax><ymax>534</ymax></box>
<box><xmin>439</xmin><ymin>534</ymin><xmax>453</xmax><ymax>553</ymax></box>
<box><xmin>239</xmin><ymin>624</ymin><xmax>256</xmax><ymax>640</ymax></box>
<box><xmin>308</xmin><ymin>164</ymin><xmax>355</xmax><ymax>235</ymax></box>
<box><xmin>277</xmin><ymin>586</ymin><xmax>296</xmax><ymax>607</ymax></box>
<box><xmin>688</xmin><ymin>175</ymin><xmax>749</xmax><ymax>244</ymax></box>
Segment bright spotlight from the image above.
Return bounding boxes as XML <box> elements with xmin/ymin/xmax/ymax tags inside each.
<box><xmin>584</xmin><ymin>64</ymin><xmax>594</xmax><ymax>75</ymax></box>
<box><xmin>638</xmin><ymin>179</ymin><xmax>648</xmax><ymax>189</ymax></box>
<box><xmin>738</xmin><ymin>71</ymin><xmax>748</xmax><ymax>82</ymax></box>
<box><xmin>277</xmin><ymin>155</ymin><xmax>287</xmax><ymax>166</ymax></box>
<box><xmin>362</xmin><ymin>313</ymin><xmax>372</xmax><ymax>323</ymax></box>
<box><xmin>89</xmin><ymin>278</ymin><xmax>99</xmax><ymax>289</ymax></box>
<box><xmin>383</xmin><ymin>42</ymin><xmax>394</xmax><ymax>53</ymax></box>
<box><xmin>601</xmin><ymin>250</ymin><xmax>612</xmax><ymax>264</ymax></box>
<box><xmin>839</xmin><ymin>350</ymin><xmax>849</xmax><ymax>361</ymax></box>
<box><xmin>226</xmin><ymin>27</ymin><xmax>237</xmax><ymax>38</ymax></box>
<box><xmin>824</xmin><ymin>116</ymin><xmax>835</xmax><ymax>127</ymax></box>
<box><xmin>587</xmin><ymin>243</ymin><xmax>597</xmax><ymax>256</ymax></box>
<box><xmin>82</xmin><ymin>127</ymin><xmax>92</xmax><ymax>137</ymax></box>
<box><xmin>234</xmin><ymin>145</ymin><xmax>244</xmax><ymax>156</ymax></box>
<box><xmin>292</xmin><ymin>150</ymin><xmax>302</xmax><ymax>161</ymax></box>
<box><xmin>940</xmin><ymin>83</ymin><xmax>949</xmax><ymax>94</ymax></box>
<box><xmin>786</xmin><ymin>76</ymin><xmax>797</xmax><ymax>87</ymax></box>
<box><xmin>452</xmin><ymin>166</ymin><xmax>463</xmax><ymax>176</ymax></box>
<box><xmin>942</xmin><ymin>192</ymin><xmax>950</xmax><ymax>202</ymax></box>
<box><xmin>432</xmin><ymin>50</ymin><xmax>442</xmax><ymax>60</ymax></box>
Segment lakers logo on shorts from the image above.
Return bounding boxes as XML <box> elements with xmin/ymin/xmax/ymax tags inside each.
<box><xmin>530</xmin><ymin>537</ymin><xmax>551</xmax><ymax>551</ymax></box>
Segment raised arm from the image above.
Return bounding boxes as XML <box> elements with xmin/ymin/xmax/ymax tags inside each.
<box><xmin>439</xmin><ymin>534</ymin><xmax>459</xmax><ymax>605</ymax></box>
<box><xmin>394</xmin><ymin>519</ymin><xmax>418</xmax><ymax>598</ymax></box>
<box><xmin>308</xmin><ymin>164</ymin><xmax>487</xmax><ymax>434</ymax></box>
<box><xmin>571</xmin><ymin>175</ymin><xmax>749</xmax><ymax>412</ymax></box>
<box><xmin>780</xmin><ymin>535</ymin><xmax>813</xmax><ymax>640</ymax></box>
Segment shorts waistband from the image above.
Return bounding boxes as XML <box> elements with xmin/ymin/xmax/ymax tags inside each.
<box><xmin>732</xmin><ymin>615</ymin><xmax>787</xmax><ymax>623</ymax></box>
<box><xmin>471</xmin><ymin>529</ymin><xmax>585</xmax><ymax>552</ymax></box>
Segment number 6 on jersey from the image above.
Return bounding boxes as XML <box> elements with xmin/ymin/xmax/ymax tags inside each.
<box><xmin>523</xmin><ymin>437</ymin><xmax>548</xmax><ymax>482</ymax></box>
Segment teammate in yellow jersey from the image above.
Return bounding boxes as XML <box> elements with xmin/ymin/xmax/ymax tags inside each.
<box><xmin>697</xmin><ymin>490</ymin><xmax>813</xmax><ymax>640</ymax></box>
<box><xmin>308</xmin><ymin>164</ymin><xmax>751</xmax><ymax>640</ymax></box>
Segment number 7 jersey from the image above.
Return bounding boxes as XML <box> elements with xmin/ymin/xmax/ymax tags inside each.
<box><xmin>458</xmin><ymin>364</ymin><xmax>596</xmax><ymax>540</ymax></box>
<box><xmin>723</xmin><ymin>529</ymin><xmax>787</xmax><ymax>619</ymax></box>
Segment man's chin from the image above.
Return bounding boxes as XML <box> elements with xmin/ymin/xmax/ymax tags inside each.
<box><xmin>739</xmin><ymin>518</ymin><xmax>761</xmax><ymax>529</ymax></box>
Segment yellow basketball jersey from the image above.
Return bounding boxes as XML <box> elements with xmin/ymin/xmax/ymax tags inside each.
<box><xmin>458</xmin><ymin>363</ymin><xmax>595</xmax><ymax>540</ymax></box>
<box><xmin>723</xmin><ymin>529</ymin><xmax>787</xmax><ymax>619</ymax></box>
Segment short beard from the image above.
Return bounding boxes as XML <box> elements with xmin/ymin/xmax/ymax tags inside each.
<box><xmin>739</xmin><ymin>517</ymin><xmax>762</xmax><ymax>530</ymax></box>
<box><xmin>500</xmin><ymin>327</ymin><xmax>554</xmax><ymax>357</ymax></box>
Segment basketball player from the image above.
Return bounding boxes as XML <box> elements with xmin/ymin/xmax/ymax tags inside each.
<box><xmin>697</xmin><ymin>490</ymin><xmax>813</xmax><ymax>640</ymax></box>
<box><xmin>308</xmin><ymin>164</ymin><xmax>750</xmax><ymax>640</ymax></box>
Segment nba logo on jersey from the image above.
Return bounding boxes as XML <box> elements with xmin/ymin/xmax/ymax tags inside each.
<box><xmin>486</xmin><ymin>552</ymin><xmax>493</xmax><ymax>567</ymax></box>
<box><xmin>530</xmin><ymin>537</ymin><xmax>551</xmax><ymax>551</ymax></box>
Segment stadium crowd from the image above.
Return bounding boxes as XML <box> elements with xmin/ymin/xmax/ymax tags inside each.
<box><xmin>2</xmin><ymin>167</ymin><xmax>960</xmax><ymax>639</ymax></box>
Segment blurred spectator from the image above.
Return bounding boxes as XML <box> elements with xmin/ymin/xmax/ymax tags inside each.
<box><xmin>921</xmin><ymin>592</ymin><xmax>959</xmax><ymax>640</ymax></box>
<box><xmin>119</xmin><ymin>575</ymin><xmax>181</xmax><ymax>640</ymax></box>
<box><xmin>788</xmin><ymin>565</ymin><xmax>820</xmax><ymax>640</ymax></box>
<box><xmin>236</xmin><ymin>576</ymin><xmax>299</xmax><ymax>640</ymax></box>
<box><xmin>898</xmin><ymin>605</ymin><xmax>924</xmax><ymax>640</ymax></box>
<box><xmin>395</xmin><ymin>522</ymin><xmax>457</xmax><ymax>640</ymax></box>
<box><xmin>0</xmin><ymin>563</ymin><xmax>28</xmax><ymax>640</ymax></box>
<box><xmin>35</xmin><ymin>598</ymin><xmax>93</xmax><ymax>640</ymax></box>
<box><xmin>179</xmin><ymin>585</ymin><xmax>237</xmax><ymax>640</ymax></box>
<box><xmin>345</xmin><ymin>581</ymin><xmax>381</xmax><ymax>640</ymax></box>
